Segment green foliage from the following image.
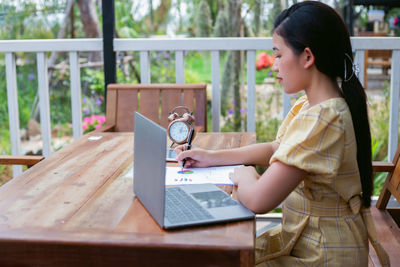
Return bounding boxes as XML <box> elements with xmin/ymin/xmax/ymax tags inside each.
<box><xmin>368</xmin><ymin>83</ymin><xmax>400</xmax><ymax>196</ymax></box>
<box><xmin>369</xmin><ymin>84</ymin><xmax>390</xmax><ymax>161</ymax></box>
<box><xmin>371</xmin><ymin>136</ymin><xmax>388</xmax><ymax>196</ymax></box>
<box><xmin>0</xmin><ymin>127</ymin><xmax>12</xmax><ymax>185</ymax></box>
<box><xmin>115</xmin><ymin>0</ymin><xmax>141</xmax><ymax>37</ymax></box>
<box><xmin>214</xmin><ymin>9</ymin><xmax>230</xmax><ymax>37</ymax></box>
<box><xmin>0</xmin><ymin>1</ymin><xmax>63</xmax><ymax>40</ymax></box>
<box><xmin>195</xmin><ymin>0</ymin><xmax>213</xmax><ymax>37</ymax></box>
<box><xmin>255</xmin><ymin>90</ymin><xmax>281</xmax><ymax>143</ymax></box>
<box><xmin>267</xmin><ymin>0</ymin><xmax>283</xmax><ymax>35</ymax></box>
<box><xmin>184</xmin><ymin>51</ymin><xmax>211</xmax><ymax>83</ymax></box>
<box><xmin>0</xmin><ymin>56</ymin><xmax>37</xmax><ymax>129</ymax></box>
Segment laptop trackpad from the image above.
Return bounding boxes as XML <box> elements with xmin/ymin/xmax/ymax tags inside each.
<box><xmin>191</xmin><ymin>191</ymin><xmax>238</xmax><ymax>209</ymax></box>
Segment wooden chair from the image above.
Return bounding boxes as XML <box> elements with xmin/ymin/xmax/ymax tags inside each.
<box><xmin>0</xmin><ymin>155</ymin><xmax>44</xmax><ymax>168</ymax></box>
<box><xmin>369</xmin><ymin>147</ymin><xmax>400</xmax><ymax>266</ymax></box>
<box><xmin>358</xmin><ymin>32</ymin><xmax>391</xmax><ymax>89</ymax></box>
<box><xmin>98</xmin><ymin>83</ymin><xmax>207</xmax><ymax>132</ymax></box>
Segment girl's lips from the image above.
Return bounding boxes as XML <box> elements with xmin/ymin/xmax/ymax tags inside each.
<box><xmin>277</xmin><ymin>77</ymin><xmax>282</xmax><ymax>83</ymax></box>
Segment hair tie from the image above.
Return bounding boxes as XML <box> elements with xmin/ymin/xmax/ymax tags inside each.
<box><xmin>344</xmin><ymin>53</ymin><xmax>359</xmax><ymax>82</ymax></box>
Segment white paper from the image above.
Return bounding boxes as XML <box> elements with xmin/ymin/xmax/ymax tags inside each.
<box><xmin>88</xmin><ymin>136</ymin><xmax>102</xmax><ymax>141</ymax></box>
<box><xmin>165</xmin><ymin>165</ymin><xmax>243</xmax><ymax>185</ymax></box>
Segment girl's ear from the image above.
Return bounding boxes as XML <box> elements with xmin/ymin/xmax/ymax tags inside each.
<box><xmin>303</xmin><ymin>47</ymin><xmax>315</xmax><ymax>69</ymax></box>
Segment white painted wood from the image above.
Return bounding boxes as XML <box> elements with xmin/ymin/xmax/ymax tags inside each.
<box><xmin>0</xmin><ymin>39</ymin><xmax>102</xmax><ymax>52</ymax></box>
<box><xmin>140</xmin><ymin>51</ymin><xmax>150</xmax><ymax>84</ymax></box>
<box><xmin>175</xmin><ymin>51</ymin><xmax>185</xmax><ymax>84</ymax></box>
<box><xmin>246</xmin><ymin>50</ymin><xmax>256</xmax><ymax>132</ymax></box>
<box><xmin>5</xmin><ymin>53</ymin><xmax>22</xmax><ymax>177</ymax></box>
<box><xmin>354</xmin><ymin>50</ymin><xmax>365</xmax><ymax>87</ymax></box>
<box><xmin>114</xmin><ymin>37</ymin><xmax>400</xmax><ymax>52</ymax></box>
<box><xmin>36</xmin><ymin>52</ymin><xmax>52</xmax><ymax>157</ymax></box>
<box><xmin>115</xmin><ymin>38</ymin><xmax>274</xmax><ymax>51</ymax></box>
<box><xmin>388</xmin><ymin>50</ymin><xmax>400</xmax><ymax>161</ymax></box>
<box><xmin>1</xmin><ymin>37</ymin><xmax>398</xmax><ymax>54</ymax></box>
<box><xmin>282</xmin><ymin>93</ymin><xmax>291</xmax><ymax>119</ymax></box>
<box><xmin>351</xmin><ymin>37</ymin><xmax>400</xmax><ymax>50</ymax></box>
<box><xmin>69</xmin><ymin>52</ymin><xmax>82</xmax><ymax>139</ymax></box>
<box><xmin>211</xmin><ymin>51</ymin><xmax>220</xmax><ymax>132</ymax></box>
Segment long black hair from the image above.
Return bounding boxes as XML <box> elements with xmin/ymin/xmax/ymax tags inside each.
<box><xmin>273</xmin><ymin>1</ymin><xmax>373</xmax><ymax>207</ymax></box>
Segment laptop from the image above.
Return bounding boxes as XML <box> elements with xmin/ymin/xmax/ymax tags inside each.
<box><xmin>133</xmin><ymin>112</ymin><xmax>254</xmax><ymax>229</ymax></box>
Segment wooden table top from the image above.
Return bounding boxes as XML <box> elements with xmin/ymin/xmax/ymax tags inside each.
<box><xmin>0</xmin><ymin>132</ymin><xmax>256</xmax><ymax>266</ymax></box>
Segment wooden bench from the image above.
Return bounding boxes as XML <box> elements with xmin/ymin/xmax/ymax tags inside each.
<box><xmin>358</xmin><ymin>32</ymin><xmax>391</xmax><ymax>89</ymax></box>
<box><xmin>370</xmin><ymin>146</ymin><xmax>400</xmax><ymax>266</ymax></box>
<box><xmin>98</xmin><ymin>83</ymin><xmax>207</xmax><ymax>132</ymax></box>
<box><xmin>0</xmin><ymin>155</ymin><xmax>44</xmax><ymax>168</ymax></box>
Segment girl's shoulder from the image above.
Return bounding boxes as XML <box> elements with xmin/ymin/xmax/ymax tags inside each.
<box><xmin>290</xmin><ymin>95</ymin><xmax>308</xmax><ymax>115</ymax></box>
<box><xmin>299</xmin><ymin>97</ymin><xmax>348</xmax><ymax>118</ymax></box>
<box><xmin>294</xmin><ymin>97</ymin><xmax>350</xmax><ymax>132</ymax></box>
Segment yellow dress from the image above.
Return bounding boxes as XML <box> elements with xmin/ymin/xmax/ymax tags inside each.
<box><xmin>256</xmin><ymin>96</ymin><xmax>389</xmax><ymax>266</ymax></box>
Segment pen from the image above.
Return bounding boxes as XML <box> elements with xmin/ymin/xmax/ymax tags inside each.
<box><xmin>181</xmin><ymin>128</ymin><xmax>195</xmax><ymax>171</ymax></box>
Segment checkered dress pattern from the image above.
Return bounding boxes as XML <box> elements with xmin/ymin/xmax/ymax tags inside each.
<box><xmin>255</xmin><ymin>96</ymin><xmax>389</xmax><ymax>266</ymax></box>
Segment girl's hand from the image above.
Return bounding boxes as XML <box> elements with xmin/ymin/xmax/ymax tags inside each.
<box><xmin>230</xmin><ymin>166</ymin><xmax>259</xmax><ymax>200</ymax></box>
<box><xmin>174</xmin><ymin>145</ymin><xmax>213</xmax><ymax>168</ymax></box>
<box><xmin>230</xmin><ymin>166</ymin><xmax>260</xmax><ymax>186</ymax></box>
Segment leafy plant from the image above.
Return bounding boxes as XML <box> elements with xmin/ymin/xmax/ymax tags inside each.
<box><xmin>82</xmin><ymin>115</ymin><xmax>106</xmax><ymax>133</ymax></box>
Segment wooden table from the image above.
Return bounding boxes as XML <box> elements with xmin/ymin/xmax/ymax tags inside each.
<box><xmin>0</xmin><ymin>132</ymin><xmax>256</xmax><ymax>266</ymax></box>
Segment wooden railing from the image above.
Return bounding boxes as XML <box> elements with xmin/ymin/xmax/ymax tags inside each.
<box><xmin>1</xmin><ymin>37</ymin><xmax>399</xmax><ymax>177</ymax></box>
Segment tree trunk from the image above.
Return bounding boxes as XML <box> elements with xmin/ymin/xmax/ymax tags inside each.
<box><xmin>77</xmin><ymin>0</ymin><xmax>101</xmax><ymax>62</ymax></box>
<box><xmin>33</xmin><ymin>0</ymin><xmax>75</xmax><ymax>121</ymax></box>
<box><xmin>229</xmin><ymin>0</ymin><xmax>242</xmax><ymax>131</ymax></box>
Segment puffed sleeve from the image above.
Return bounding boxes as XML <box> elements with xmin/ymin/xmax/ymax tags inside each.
<box><xmin>270</xmin><ymin>105</ymin><xmax>345</xmax><ymax>176</ymax></box>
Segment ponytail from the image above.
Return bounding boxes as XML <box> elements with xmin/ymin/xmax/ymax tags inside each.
<box><xmin>342</xmin><ymin>74</ymin><xmax>373</xmax><ymax>207</ymax></box>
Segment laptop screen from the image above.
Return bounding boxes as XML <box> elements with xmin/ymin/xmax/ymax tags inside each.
<box><xmin>133</xmin><ymin>112</ymin><xmax>166</xmax><ymax>227</ymax></box>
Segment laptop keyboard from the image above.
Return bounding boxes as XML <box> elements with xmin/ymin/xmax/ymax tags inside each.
<box><xmin>165</xmin><ymin>187</ymin><xmax>214</xmax><ymax>224</ymax></box>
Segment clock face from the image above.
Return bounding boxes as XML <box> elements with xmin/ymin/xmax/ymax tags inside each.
<box><xmin>168</xmin><ymin>121</ymin><xmax>189</xmax><ymax>143</ymax></box>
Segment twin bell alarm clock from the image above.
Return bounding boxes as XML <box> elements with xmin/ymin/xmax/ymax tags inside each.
<box><xmin>167</xmin><ymin>106</ymin><xmax>195</xmax><ymax>145</ymax></box>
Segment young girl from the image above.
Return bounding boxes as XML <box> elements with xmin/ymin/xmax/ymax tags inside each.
<box><xmin>176</xmin><ymin>1</ymin><xmax>389</xmax><ymax>266</ymax></box>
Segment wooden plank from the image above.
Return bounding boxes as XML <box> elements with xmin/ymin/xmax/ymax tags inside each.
<box><xmin>140</xmin><ymin>51</ymin><xmax>150</xmax><ymax>84</ymax></box>
<box><xmin>211</xmin><ymin>51</ymin><xmax>220</xmax><ymax>132</ymax></box>
<box><xmin>116</xmin><ymin>89</ymin><xmax>138</xmax><ymax>132</ymax></box>
<box><xmin>0</xmin><ymin>228</ymin><xmax>247</xmax><ymax>267</ymax></box>
<box><xmin>246</xmin><ymin>50</ymin><xmax>256</xmax><ymax>132</ymax></box>
<box><xmin>107</xmin><ymin>83</ymin><xmax>207</xmax><ymax>90</ymax></box>
<box><xmin>0</xmin><ymin>155</ymin><xmax>44</xmax><ymax>166</ymax></box>
<box><xmin>139</xmin><ymin>89</ymin><xmax>160</xmax><ymax>125</ymax></box>
<box><xmin>372</xmin><ymin>162</ymin><xmax>395</xmax><ymax>173</ymax></box>
<box><xmin>182</xmin><ymin>89</ymin><xmax>194</xmax><ymax>114</ymax></box>
<box><xmin>370</xmin><ymin>206</ymin><xmax>400</xmax><ymax>266</ymax></box>
<box><xmin>355</xmin><ymin>50</ymin><xmax>365</xmax><ymax>88</ymax></box>
<box><xmin>388</xmin><ymin>50</ymin><xmax>400</xmax><ymax>161</ymax></box>
<box><xmin>195</xmin><ymin>88</ymin><xmax>207</xmax><ymax>132</ymax></box>
<box><xmin>62</xmin><ymin>164</ymin><xmax>133</xmax><ymax>231</ymax></box>
<box><xmin>5</xmin><ymin>52</ymin><xmax>22</xmax><ymax>177</ymax></box>
<box><xmin>175</xmin><ymin>51</ymin><xmax>185</xmax><ymax>83</ymax></box>
<box><xmin>105</xmin><ymin>87</ymin><xmax>117</xmax><ymax>127</ymax></box>
<box><xmin>375</xmin><ymin>144</ymin><xmax>400</xmax><ymax>209</ymax></box>
<box><xmin>0</xmin><ymin>134</ymin><xmax>96</xmax><ymax>200</ymax></box>
<box><xmin>37</xmin><ymin>52</ymin><xmax>52</xmax><ymax>157</ymax></box>
<box><xmin>160</xmin><ymin>89</ymin><xmax>181</xmax><ymax>129</ymax></box>
<box><xmin>69</xmin><ymin>51</ymin><xmax>82</xmax><ymax>139</ymax></box>
<box><xmin>0</xmin><ymin>134</ymin><xmax>132</xmax><ymax>229</ymax></box>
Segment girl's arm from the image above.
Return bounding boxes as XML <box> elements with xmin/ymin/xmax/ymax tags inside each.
<box><xmin>231</xmin><ymin>161</ymin><xmax>306</xmax><ymax>214</ymax></box>
<box><xmin>175</xmin><ymin>142</ymin><xmax>279</xmax><ymax>168</ymax></box>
